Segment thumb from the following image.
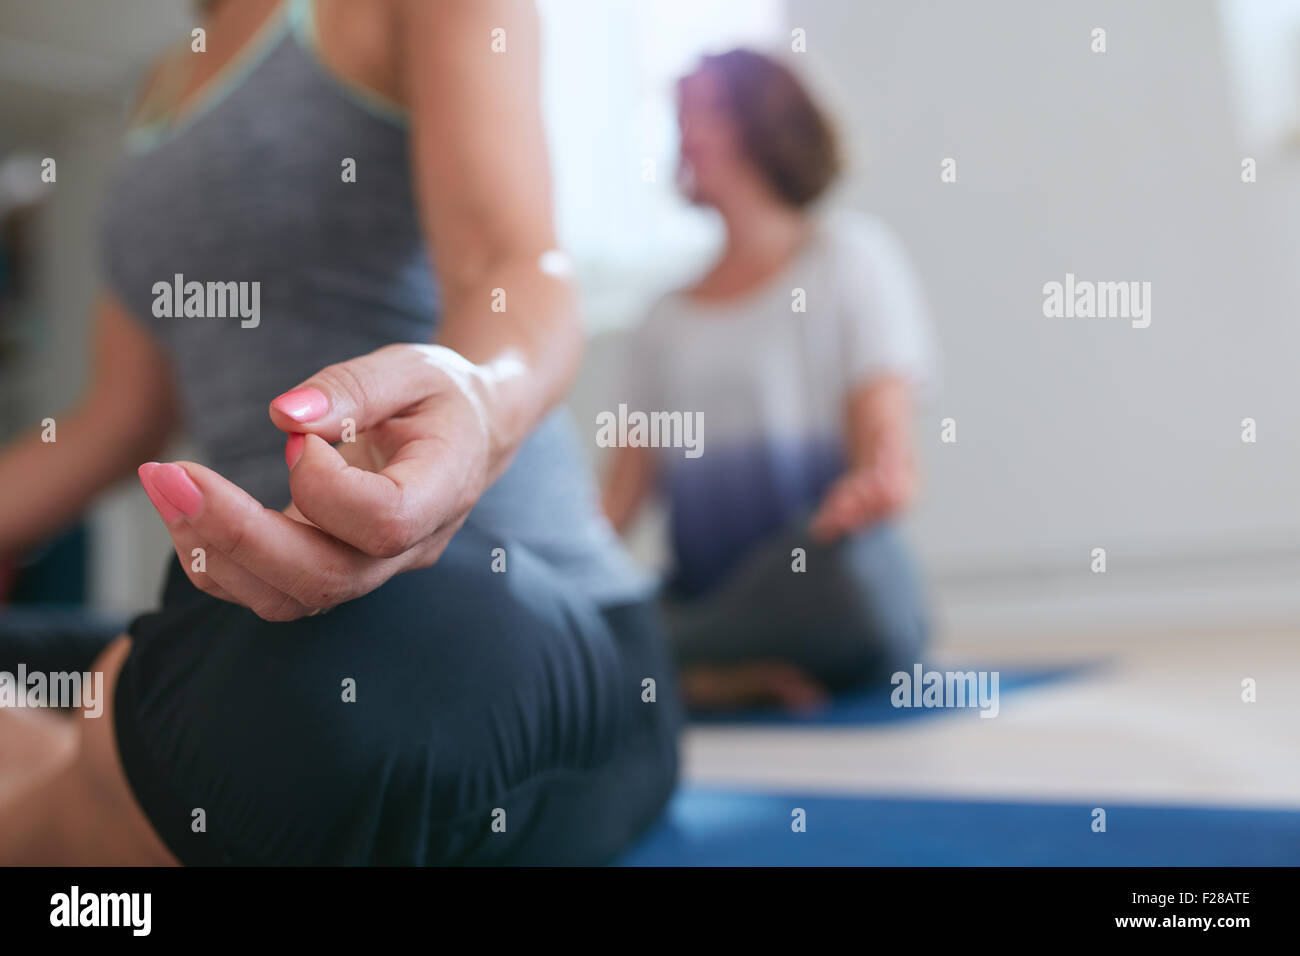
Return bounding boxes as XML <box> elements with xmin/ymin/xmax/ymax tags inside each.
<box><xmin>268</xmin><ymin>345</ymin><xmax>444</xmax><ymax>441</ymax></box>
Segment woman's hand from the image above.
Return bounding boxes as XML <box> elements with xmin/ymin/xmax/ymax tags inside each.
<box><xmin>137</xmin><ymin>344</ymin><xmax>506</xmax><ymax>620</ymax></box>
<box><xmin>808</xmin><ymin>431</ymin><xmax>917</xmax><ymax>543</ymax></box>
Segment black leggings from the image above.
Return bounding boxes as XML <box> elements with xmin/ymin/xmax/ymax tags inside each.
<box><xmin>663</xmin><ymin>519</ymin><xmax>929</xmax><ymax>693</ymax></box>
<box><xmin>111</xmin><ymin>524</ymin><xmax>681</xmax><ymax>865</ymax></box>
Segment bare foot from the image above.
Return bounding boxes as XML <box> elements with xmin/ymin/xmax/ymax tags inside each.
<box><xmin>681</xmin><ymin>661</ymin><xmax>829</xmax><ymax>714</ymax></box>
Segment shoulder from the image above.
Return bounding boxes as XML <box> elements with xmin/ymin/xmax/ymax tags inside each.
<box><xmin>816</xmin><ymin>210</ymin><xmax>914</xmax><ymax>271</ymax></box>
<box><xmin>813</xmin><ymin>211</ymin><xmax>929</xmax><ymax>312</ymax></box>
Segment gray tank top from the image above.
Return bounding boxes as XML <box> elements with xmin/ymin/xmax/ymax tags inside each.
<box><xmin>99</xmin><ymin>0</ymin><xmax>646</xmax><ymax>604</ymax></box>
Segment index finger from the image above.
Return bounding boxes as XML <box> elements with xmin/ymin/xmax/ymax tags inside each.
<box><xmin>148</xmin><ymin>460</ymin><xmax>400</xmax><ymax>608</ymax></box>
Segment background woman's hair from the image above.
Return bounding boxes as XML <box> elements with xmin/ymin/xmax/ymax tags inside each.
<box><xmin>686</xmin><ymin>48</ymin><xmax>841</xmax><ymax>208</ymax></box>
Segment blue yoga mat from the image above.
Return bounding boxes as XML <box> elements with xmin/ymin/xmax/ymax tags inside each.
<box><xmin>688</xmin><ymin>662</ymin><xmax>1104</xmax><ymax>726</ymax></box>
<box><xmin>618</xmin><ymin>788</ymin><xmax>1300</xmax><ymax>865</ymax></box>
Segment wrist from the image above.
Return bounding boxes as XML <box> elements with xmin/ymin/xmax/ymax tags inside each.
<box><xmin>412</xmin><ymin>343</ymin><xmax>529</xmax><ymax>481</ymax></box>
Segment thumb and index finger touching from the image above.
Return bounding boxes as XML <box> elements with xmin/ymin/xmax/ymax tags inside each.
<box><xmin>268</xmin><ymin>346</ymin><xmax>441</xmax><ymax>441</ymax></box>
<box><xmin>266</xmin><ymin>347</ymin><xmax>455</xmax><ymax>556</ymax></box>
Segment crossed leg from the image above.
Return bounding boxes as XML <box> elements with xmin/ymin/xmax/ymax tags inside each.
<box><xmin>0</xmin><ymin>637</ymin><xmax>177</xmax><ymax>865</ymax></box>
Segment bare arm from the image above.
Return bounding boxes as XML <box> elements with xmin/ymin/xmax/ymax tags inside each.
<box><xmin>401</xmin><ymin>0</ymin><xmax>581</xmax><ymax>479</ymax></box>
<box><xmin>809</xmin><ymin>374</ymin><xmax>918</xmax><ymax>541</ymax></box>
<box><xmin>0</xmin><ymin>295</ymin><xmax>178</xmax><ymax>556</ymax></box>
<box><xmin>843</xmin><ymin>375</ymin><xmax>915</xmax><ymax>472</ymax></box>
<box><xmin>603</xmin><ymin>444</ymin><xmax>657</xmax><ymax>534</ymax></box>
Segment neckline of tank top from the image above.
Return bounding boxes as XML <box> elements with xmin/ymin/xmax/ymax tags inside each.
<box><xmin>124</xmin><ymin>0</ymin><xmax>407</xmax><ymax>156</ymax></box>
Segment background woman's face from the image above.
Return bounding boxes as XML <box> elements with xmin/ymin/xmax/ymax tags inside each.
<box><xmin>677</xmin><ymin>70</ymin><xmax>746</xmax><ymax>207</ymax></box>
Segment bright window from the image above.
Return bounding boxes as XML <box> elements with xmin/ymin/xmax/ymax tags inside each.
<box><xmin>537</xmin><ymin>0</ymin><xmax>785</xmax><ymax>331</ymax></box>
<box><xmin>1217</xmin><ymin>0</ymin><xmax>1300</xmax><ymax>152</ymax></box>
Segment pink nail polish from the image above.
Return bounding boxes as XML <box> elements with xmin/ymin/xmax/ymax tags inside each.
<box><xmin>138</xmin><ymin>462</ymin><xmax>183</xmax><ymax>523</ymax></box>
<box><xmin>285</xmin><ymin>433</ymin><xmax>305</xmax><ymax>469</ymax></box>
<box><xmin>151</xmin><ymin>463</ymin><xmax>204</xmax><ymax>518</ymax></box>
<box><xmin>271</xmin><ymin>387</ymin><xmax>329</xmax><ymax>423</ymax></box>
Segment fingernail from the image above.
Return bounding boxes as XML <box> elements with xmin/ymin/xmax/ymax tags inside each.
<box><xmin>151</xmin><ymin>463</ymin><xmax>204</xmax><ymax>518</ymax></box>
<box><xmin>138</xmin><ymin>462</ymin><xmax>183</xmax><ymax>523</ymax></box>
<box><xmin>285</xmin><ymin>432</ymin><xmax>305</xmax><ymax>469</ymax></box>
<box><xmin>271</xmin><ymin>387</ymin><xmax>329</xmax><ymax>423</ymax></box>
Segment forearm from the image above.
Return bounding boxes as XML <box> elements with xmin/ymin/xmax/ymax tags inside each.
<box><xmin>0</xmin><ymin>400</ymin><xmax>173</xmax><ymax>555</ymax></box>
<box><xmin>812</xmin><ymin>375</ymin><xmax>920</xmax><ymax>540</ymax></box>
<box><xmin>0</xmin><ymin>295</ymin><xmax>181</xmax><ymax>556</ymax></box>
<box><xmin>401</xmin><ymin>0</ymin><xmax>579</xmax><ymax>479</ymax></box>
<box><xmin>602</xmin><ymin>445</ymin><xmax>656</xmax><ymax>533</ymax></box>
<box><xmin>603</xmin><ymin>479</ymin><xmax>641</xmax><ymax>536</ymax></box>
<box><xmin>845</xmin><ymin>374</ymin><xmax>914</xmax><ymax>469</ymax></box>
<box><xmin>433</xmin><ymin>255</ymin><xmax>583</xmax><ymax>480</ymax></box>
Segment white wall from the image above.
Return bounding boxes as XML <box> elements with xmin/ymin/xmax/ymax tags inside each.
<box><xmin>774</xmin><ymin>0</ymin><xmax>1300</xmax><ymax>627</ymax></box>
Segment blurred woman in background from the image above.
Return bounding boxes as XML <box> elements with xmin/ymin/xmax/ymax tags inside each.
<box><xmin>604</xmin><ymin>49</ymin><xmax>937</xmax><ymax>712</ymax></box>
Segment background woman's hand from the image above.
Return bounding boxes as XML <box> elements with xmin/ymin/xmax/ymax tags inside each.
<box><xmin>809</xmin><ymin>429</ymin><xmax>918</xmax><ymax>544</ymax></box>
<box><xmin>137</xmin><ymin>343</ymin><xmax>502</xmax><ymax>620</ymax></box>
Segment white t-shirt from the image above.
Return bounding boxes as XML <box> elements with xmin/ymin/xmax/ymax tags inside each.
<box><xmin>624</xmin><ymin>211</ymin><xmax>938</xmax><ymax>597</ymax></box>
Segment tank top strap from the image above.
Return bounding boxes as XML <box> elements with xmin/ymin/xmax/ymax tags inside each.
<box><xmin>285</xmin><ymin>0</ymin><xmax>316</xmax><ymax>42</ymax></box>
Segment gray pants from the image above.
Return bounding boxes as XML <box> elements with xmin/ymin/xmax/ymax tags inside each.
<box><xmin>661</xmin><ymin>519</ymin><xmax>929</xmax><ymax>693</ymax></box>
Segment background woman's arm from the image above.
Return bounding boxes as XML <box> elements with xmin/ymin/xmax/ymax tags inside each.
<box><xmin>809</xmin><ymin>374</ymin><xmax>918</xmax><ymax>542</ymax></box>
<box><xmin>603</xmin><ymin>444</ymin><xmax>657</xmax><ymax>534</ymax></box>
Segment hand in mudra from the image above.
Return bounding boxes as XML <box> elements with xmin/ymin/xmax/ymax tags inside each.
<box><xmin>139</xmin><ymin>344</ymin><xmax>498</xmax><ymax>620</ymax></box>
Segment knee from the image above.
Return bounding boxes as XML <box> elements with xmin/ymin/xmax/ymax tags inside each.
<box><xmin>282</xmin><ymin>527</ymin><xmax>623</xmax><ymax>777</ymax></box>
<box><xmin>812</xmin><ymin>524</ymin><xmax>931</xmax><ymax>683</ymax></box>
